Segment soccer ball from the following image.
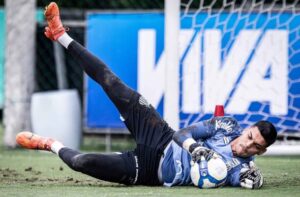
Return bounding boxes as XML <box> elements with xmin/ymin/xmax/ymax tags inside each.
<box><xmin>190</xmin><ymin>155</ymin><xmax>227</xmax><ymax>188</ymax></box>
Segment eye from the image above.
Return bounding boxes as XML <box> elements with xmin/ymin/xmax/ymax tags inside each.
<box><xmin>255</xmin><ymin>144</ymin><xmax>262</xmax><ymax>150</ymax></box>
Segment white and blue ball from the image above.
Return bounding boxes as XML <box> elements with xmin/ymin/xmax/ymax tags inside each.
<box><xmin>190</xmin><ymin>156</ymin><xmax>227</xmax><ymax>188</ymax></box>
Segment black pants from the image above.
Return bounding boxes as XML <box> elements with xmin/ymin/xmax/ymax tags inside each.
<box><xmin>59</xmin><ymin>41</ymin><xmax>174</xmax><ymax>185</ymax></box>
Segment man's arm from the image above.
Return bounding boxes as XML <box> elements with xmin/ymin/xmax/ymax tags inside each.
<box><xmin>173</xmin><ymin>120</ymin><xmax>212</xmax><ymax>150</ymax></box>
<box><xmin>173</xmin><ymin>116</ymin><xmax>239</xmax><ymax>153</ymax></box>
<box><xmin>173</xmin><ymin>120</ymin><xmax>216</xmax><ymax>161</ymax></box>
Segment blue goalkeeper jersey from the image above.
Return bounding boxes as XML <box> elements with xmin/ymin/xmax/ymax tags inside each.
<box><xmin>161</xmin><ymin>116</ymin><xmax>253</xmax><ymax>187</ymax></box>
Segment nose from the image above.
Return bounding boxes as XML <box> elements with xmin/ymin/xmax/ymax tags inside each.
<box><xmin>245</xmin><ymin>141</ymin><xmax>253</xmax><ymax>149</ymax></box>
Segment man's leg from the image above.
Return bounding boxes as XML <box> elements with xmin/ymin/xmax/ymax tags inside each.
<box><xmin>44</xmin><ymin>2</ymin><xmax>138</xmax><ymax>120</ymax></box>
<box><xmin>43</xmin><ymin>3</ymin><xmax>173</xmax><ymax>185</ymax></box>
<box><xmin>16</xmin><ymin>132</ymin><xmax>137</xmax><ymax>185</ymax></box>
<box><xmin>66</xmin><ymin>40</ymin><xmax>137</xmax><ymax>118</ymax></box>
<box><xmin>58</xmin><ymin>148</ymin><xmax>137</xmax><ymax>185</ymax></box>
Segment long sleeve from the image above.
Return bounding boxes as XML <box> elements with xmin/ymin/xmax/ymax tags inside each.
<box><xmin>173</xmin><ymin>119</ymin><xmax>216</xmax><ymax>149</ymax></box>
<box><xmin>172</xmin><ymin>117</ymin><xmax>239</xmax><ymax>152</ymax></box>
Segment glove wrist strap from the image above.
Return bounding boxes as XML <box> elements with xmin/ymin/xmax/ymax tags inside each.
<box><xmin>189</xmin><ymin>143</ymin><xmax>200</xmax><ymax>153</ymax></box>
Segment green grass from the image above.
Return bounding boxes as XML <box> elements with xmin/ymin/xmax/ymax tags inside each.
<box><xmin>0</xmin><ymin>127</ymin><xmax>300</xmax><ymax>196</ymax></box>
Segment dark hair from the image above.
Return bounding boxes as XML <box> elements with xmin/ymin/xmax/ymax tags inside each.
<box><xmin>254</xmin><ymin>121</ymin><xmax>277</xmax><ymax>147</ymax></box>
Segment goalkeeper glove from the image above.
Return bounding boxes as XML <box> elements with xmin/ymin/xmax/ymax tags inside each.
<box><xmin>239</xmin><ymin>161</ymin><xmax>264</xmax><ymax>189</ymax></box>
<box><xmin>189</xmin><ymin>143</ymin><xmax>215</xmax><ymax>162</ymax></box>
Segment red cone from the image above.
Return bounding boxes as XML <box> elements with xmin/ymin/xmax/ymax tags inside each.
<box><xmin>214</xmin><ymin>105</ymin><xmax>225</xmax><ymax>117</ymax></box>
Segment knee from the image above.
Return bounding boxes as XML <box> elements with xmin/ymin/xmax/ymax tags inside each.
<box><xmin>71</xmin><ymin>154</ymin><xmax>89</xmax><ymax>172</ymax></box>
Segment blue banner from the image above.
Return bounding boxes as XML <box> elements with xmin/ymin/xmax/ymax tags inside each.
<box><xmin>86</xmin><ymin>12</ymin><xmax>300</xmax><ymax>132</ymax></box>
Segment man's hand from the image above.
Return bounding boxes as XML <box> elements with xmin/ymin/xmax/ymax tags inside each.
<box><xmin>190</xmin><ymin>144</ymin><xmax>215</xmax><ymax>162</ymax></box>
<box><xmin>239</xmin><ymin>161</ymin><xmax>263</xmax><ymax>189</ymax></box>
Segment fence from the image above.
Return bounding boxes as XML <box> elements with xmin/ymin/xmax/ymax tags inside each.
<box><xmin>3</xmin><ymin>1</ymin><xmax>300</xmax><ymax>152</ymax></box>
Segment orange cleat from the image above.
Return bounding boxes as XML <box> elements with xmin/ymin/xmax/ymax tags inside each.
<box><xmin>44</xmin><ymin>2</ymin><xmax>66</xmax><ymax>41</ymax></box>
<box><xmin>16</xmin><ymin>131</ymin><xmax>55</xmax><ymax>152</ymax></box>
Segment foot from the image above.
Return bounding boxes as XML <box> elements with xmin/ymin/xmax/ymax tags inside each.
<box><xmin>16</xmin><ymin>131</ymin><xmax>55</xmax><ymax>151</ymax></box>
<box><xmin>44</xmin><ymin>2</ymin><xmax>66</xmax><ymax>41</ymax></box>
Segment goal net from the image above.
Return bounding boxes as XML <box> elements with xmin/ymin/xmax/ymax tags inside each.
<box><xmin>172</xmin><ymin>0</ymin><xmax>300</xmax><ymax>154</ymax></box>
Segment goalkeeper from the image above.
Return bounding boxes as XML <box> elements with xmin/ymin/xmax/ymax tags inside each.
<box><xmin>17</xmin><ymin>2</ymin><xmax>277</xmax><ymax>189</ymax></box>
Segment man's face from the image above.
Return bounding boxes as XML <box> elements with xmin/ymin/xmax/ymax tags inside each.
<box><xmin>231</xmin><ymin>126</ymin><xmax>267</xmax><ymax>157</ymax></box>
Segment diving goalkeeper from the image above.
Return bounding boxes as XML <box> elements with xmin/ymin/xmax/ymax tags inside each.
<box><xmin>16</xmin><ymin>2</ymin><xmax>277</xmax><ymax>189</ymax></box>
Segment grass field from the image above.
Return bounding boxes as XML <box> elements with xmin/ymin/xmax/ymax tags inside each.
<box><xmin>1</xmin><ymin>127</ymin><xmax>300</xmax><ymax>196</ymax></box>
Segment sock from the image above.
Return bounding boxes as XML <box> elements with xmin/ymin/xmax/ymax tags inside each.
<box><xmin>51</xmin><ymin>141</ymin><xmax>65</xmax><ymax>155</ymax></box>
<box><xmin>57</xmin><ymin>33</ymin><xmax>73</xmax><ymax>49</ymax></box>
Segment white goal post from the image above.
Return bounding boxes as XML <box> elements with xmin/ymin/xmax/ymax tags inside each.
<box><xmin>164</xmin><ymin>0</ymin><xmax>300</xmax><ymax>155</ymax></box>
<box><xmin>164</xmin><ymin>0</ymin><xmax>180</xmax><ymax>130</ymax></box>
<box><xmin>4</xmin><ymin>0</ymin><xmax>36</xmax><ymax>147</ymax></box>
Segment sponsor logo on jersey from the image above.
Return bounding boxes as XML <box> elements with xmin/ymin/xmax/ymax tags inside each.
<box><xmin>215</xmin><ymin>120</ymin><xmax>234</xmax><ymax>133</ymax></box>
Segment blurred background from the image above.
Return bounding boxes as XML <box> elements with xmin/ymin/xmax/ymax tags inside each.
<box><xmin>0</xmin><ymin>0</ymin><xmax>299</xmax><ymax>154</ymax></box>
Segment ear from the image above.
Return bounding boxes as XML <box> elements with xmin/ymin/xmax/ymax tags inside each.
<box><xmin>257</xmin><ymin>148</ymin><xmax>267</xmax><ymax>155</ymax></box>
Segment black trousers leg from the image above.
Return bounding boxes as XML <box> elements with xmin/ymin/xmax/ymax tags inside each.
<box><xmin>66</xmin><ymin>41</ymin><xmax>173</xmax><ymax>185</ymax></box>
<box><xmin>68</xmin><ymin>41</ymin><xmax>140</xmax><ymax>119</ymax></box>
<box><xmin>67</xmin><ymin>41</ymin><xmax>172</xmax><ymax>140</ymax></box>
<box><xmin>58</xmin><ymin>148</ymin><xmax>137</xmax><ymax>185</ymax></box>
